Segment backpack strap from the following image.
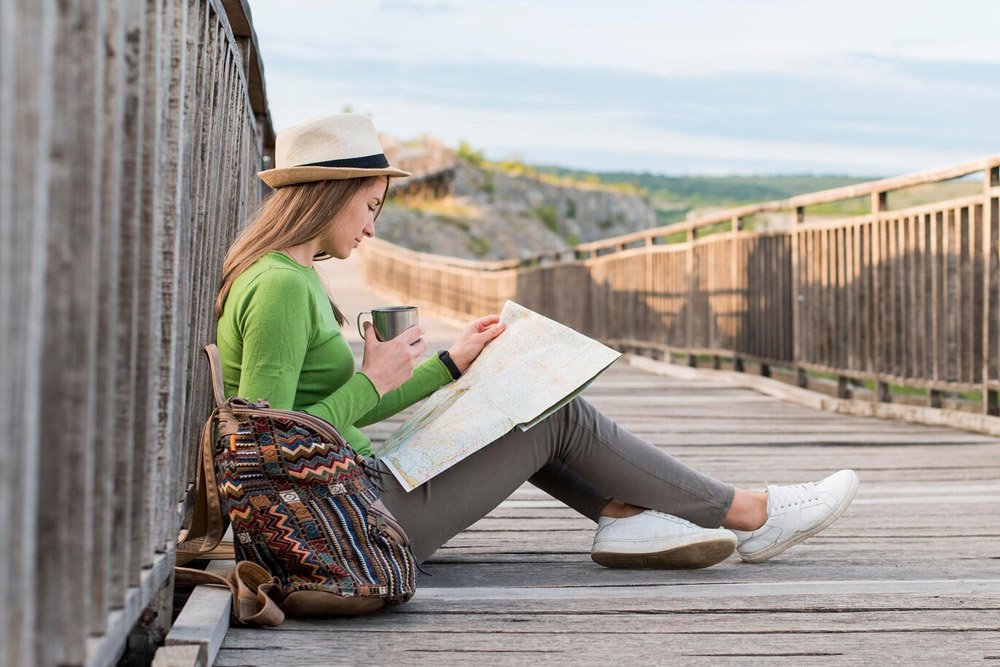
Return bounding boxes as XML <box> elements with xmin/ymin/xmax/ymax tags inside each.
<box><xmin>204</xmin><ymin>343</ymin><xmax>226</xmax><ymax>408</ymax></box>
<box><xmin>175</xmin><ymin>561</ymin><xmax>285</xmax><ymax>627</ymax></box>
<box><xmin>175</xmin><ymin>407</ymin><xmax>228</xmax><ymax>564</ymax></box>
<box><xmin>175</xmin><ymin>346</ymin><xmax>230</xmax><ymax>564</ymax></box>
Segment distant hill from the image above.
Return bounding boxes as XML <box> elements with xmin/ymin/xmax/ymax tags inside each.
<box><xmin>536</xmin><ymin>167</ymin><xmax>876</xmax><ymax>203</ymax></box>
<box><xmin>381</xmin><ymin>144</ymin><xmax>983</xmax><ymax>260</ymax></box>
<box><xmin>528</xmin><ymin>166</ymin><xmax>877</xmax><ymax>224</ymax></box>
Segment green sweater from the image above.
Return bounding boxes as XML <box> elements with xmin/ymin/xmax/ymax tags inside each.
<box><xmin>216</xmin><ymin>251</ymin><xmax>453</xmax><ymax>456</ymax></box>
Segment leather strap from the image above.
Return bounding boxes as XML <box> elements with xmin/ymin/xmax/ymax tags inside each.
<box><xmin>204</xmin><ymin>343</ymin><xmax>226</xmax><ymax>408</ymax></box>
<box><xmin>175</xmin><ymin>561</ymin><xmax>285</xmax><ymax>626</ymax></box>
<box><xmin>176</xmin><ymin>347</ymin><xmax>229</xmax><ymax>565</ymax></box>
<box><xmin>176</xmin><ymin>408</ymin><xmax>227</xmax><ymax>565</ymax></box>
<box><xmin>174</xmin><ymin>346</ymin><xmax>283</xmax><ymax>626</ymax></box>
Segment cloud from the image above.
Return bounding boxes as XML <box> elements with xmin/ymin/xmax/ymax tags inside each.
<box><xmin>249</xmin><ymin>0</ymin><xmax>1000</xmax><ymax>175</ymax></box>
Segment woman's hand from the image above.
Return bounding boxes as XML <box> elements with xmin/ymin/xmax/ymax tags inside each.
<box><xmin>448</xmin><ymin>314</ymin><xmax>505</xmax><ymax>374</ymax></box>
<box><xmin>360</xmin><ymin>323</ymin><xmax>428</xmax><ymax>396</ymax></box>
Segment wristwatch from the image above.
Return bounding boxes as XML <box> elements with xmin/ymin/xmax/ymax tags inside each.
<box><xmin>437</xmin><ymin>350</ymin><xmax>462</xmax><ymax>380</ymax></box>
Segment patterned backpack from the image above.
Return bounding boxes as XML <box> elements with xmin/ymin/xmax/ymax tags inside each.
<box><xmin>176</xmin><ymin>345</ymin><xmax>417</xmax><ymax>624</ymax></box>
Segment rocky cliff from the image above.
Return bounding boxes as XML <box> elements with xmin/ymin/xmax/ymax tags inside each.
<box><xmin>374</xmin><ymin>161</ymin><xmax>657</xmax><ymax>260</ymax></box>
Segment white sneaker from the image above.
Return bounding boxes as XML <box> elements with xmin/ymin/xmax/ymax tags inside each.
<box><xmin>591</xmin><ymin>509</ymin><xmax>737</xmax><ymax>569</ymax></box>
<box><xmin>733</xmin><ymin>469</ymin><xmax>860</xmax><ymax>563</ymax></box>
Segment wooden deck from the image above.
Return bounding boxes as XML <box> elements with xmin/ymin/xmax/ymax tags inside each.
<box><xmin>212</xmin><ymin>255</ymin><xmax>1000</xmax><ymax>666</ymax></box>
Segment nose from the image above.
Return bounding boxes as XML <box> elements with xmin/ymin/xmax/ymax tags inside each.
<box><xmin>363</xmin><ymin>220</ymin><xmax>375</xmax><ymax>238</ymax></box>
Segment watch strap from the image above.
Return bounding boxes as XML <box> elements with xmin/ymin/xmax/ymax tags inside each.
<box><xmin>437</xmin><ymin>350</ymin><xmax>462</xmax><ymax>380</ymax></box>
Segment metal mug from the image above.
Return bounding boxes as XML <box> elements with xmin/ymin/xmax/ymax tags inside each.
<box><xmin>357</xmin><ymin>306</ymin><xmax>419</xmax><ymax>342</ymax></box>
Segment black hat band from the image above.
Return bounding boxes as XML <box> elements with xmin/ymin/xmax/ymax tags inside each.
<box><xmin>300</xmin><ymin>153</ymin><xmax>390</xmax><ymax>169</ymax></box>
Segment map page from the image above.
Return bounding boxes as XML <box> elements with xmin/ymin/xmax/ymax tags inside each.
<box><xmin>373</xmin><ymin>300</ymin><xmax>621</xmax><ymax>491</ymax></box>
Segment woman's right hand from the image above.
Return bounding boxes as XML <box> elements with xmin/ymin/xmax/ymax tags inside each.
<box><xmin>359</xmin><ymin>323</ymin><xmax>428</xmax><ymax>396</ymax></box>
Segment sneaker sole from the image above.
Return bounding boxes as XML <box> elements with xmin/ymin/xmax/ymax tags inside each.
<box><xmin>739</xmin><ymin>471</ymin><xmax>860</xmax><ymax>564</ymax></box>
<box><xmin>592</xmin><ymin>535</ymin><xmax>736</xmax><ymax>570</ymax></box>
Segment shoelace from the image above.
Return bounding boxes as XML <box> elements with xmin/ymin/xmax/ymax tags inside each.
<box><xmin>769</xmin><ymin>480</ymin><xmax>819</xmax><ymax>511</ymax></box>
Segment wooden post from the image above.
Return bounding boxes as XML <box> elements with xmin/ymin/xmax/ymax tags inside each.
<box><xmin>984</xmin><ymin>165</ymin><xmax>1000</xmax><ymax>415</ymax></box>
<box><xmin>731</xmin><ymin>215</ymin><xmax>742</xmax><ymax>372</ymax></box>
<box><xmin>871</xmin><ymin>191</ymin><xmax>891</xmax><ymax>402</ymax></box>
<box><xmin>792</xmin><ymin>206</ymin><xmax>806</xmax><ymax>387</ymax></box>
<box><xmin>686</xmin><ymin>227</ymin><xmax>697</xmax><ymax>367</ymax></box>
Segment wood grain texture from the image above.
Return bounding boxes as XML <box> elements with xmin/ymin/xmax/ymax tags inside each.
<box><xmin>0</xmin><ymin>0</ymin><xmax>271</xmax><ymax>664</ymax></box>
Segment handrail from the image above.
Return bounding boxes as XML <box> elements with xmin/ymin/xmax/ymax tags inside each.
<box><xmin>0</xmin><ymin>2</ymin><xmax>274</xmax><ymax>665</ymax></box>
<box><xmin>362</xmin><ymin>154</ymin><xmax>1000</xmax><ymax>423</ymax></box>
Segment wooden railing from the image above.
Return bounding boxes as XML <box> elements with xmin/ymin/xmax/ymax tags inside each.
<box><xmin>362</xmin><ymin>155</ymin><xmax>1000</xmax><ymax>415</ymax></box>
<box><xmin>0</xmin><ymin>1</ymin><xmax>273</xmax><ymax>665</ymax></box>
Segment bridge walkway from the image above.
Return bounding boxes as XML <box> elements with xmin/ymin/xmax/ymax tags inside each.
<box><xmin>213</xmin><ymin>252</ymin><xmax>1000</xmax><ymax>665</ymax></box>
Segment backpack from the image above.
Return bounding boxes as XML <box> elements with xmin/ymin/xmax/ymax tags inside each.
<box><xmin>175</xmin><ymin>345</ymin><xmax>417</xmax><ymax>625</ymax></box>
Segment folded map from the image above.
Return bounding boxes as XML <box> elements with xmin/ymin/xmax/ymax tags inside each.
<box><xmin>373</xmin><ymin>300</ymin><xmax>621</xmax><ymax>491</ymax></box>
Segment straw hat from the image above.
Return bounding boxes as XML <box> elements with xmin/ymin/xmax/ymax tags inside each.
<box><xmin>258</xmin><ymin>114</ymin><xmax>411</xmax><ymax>188</ymax></box>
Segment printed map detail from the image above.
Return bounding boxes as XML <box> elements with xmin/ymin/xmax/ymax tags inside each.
<box><xmin>374</xmin><ymin>300</ymin><xmax>621</xmax><ymax>491</ymax></box>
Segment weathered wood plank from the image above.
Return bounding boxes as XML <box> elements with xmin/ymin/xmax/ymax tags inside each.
<box><xmin>0</xmin><ymin>2</ymin><xmax>53</xmax><ymax>664</ymax></box>
<box><xmin>218</xmin><ymin>629</ymin><xmax>1000</xmax><ymax>666</ymax></box>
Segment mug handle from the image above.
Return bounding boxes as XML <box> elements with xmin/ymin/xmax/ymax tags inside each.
<box><xmin>356</xmin><ymin>311</ymin><xmax>371</xmax><ymax>340</ymax></box>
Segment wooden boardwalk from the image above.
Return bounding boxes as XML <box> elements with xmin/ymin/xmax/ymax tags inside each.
<box><xmin>213</xmin><ymin>254</ymin><xmax>1000</xmax><ymax>666</ymax></box>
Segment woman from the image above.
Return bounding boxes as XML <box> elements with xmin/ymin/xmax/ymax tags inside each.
<box><xmin>216</xmin><ymin>114</ymin><xmax>858</xmax><ymax>570</ymax></box>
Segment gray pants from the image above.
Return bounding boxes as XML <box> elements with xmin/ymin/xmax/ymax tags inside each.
<box><xmin>368</xmin><ymin>396</ymin><xmax>735</xmax><ymax>564</ymax></box>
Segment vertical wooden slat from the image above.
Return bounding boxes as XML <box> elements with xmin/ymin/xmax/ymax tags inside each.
<box><xmin>958</xmin><ymin>206</ymin><xmax>971</xmax><ymax>383</ymax></box>
<box><xmin>907</xmin><ymin>216</ymin><xmax>918</xmax><ymax>381</ymax></box>
<box><xmin>882</xmin><ymin>217</ymin><xmax>901</xmax><ymax>377</ymax></box>
<box><xmin>805</xmin><ymin>230</ymin><xmax>814</xmax><ymax>366</ymax></box>
<box><xmin>91</xmin><ymin>0</ymin><xmax>126</xmax><ymax>636</ymax></box>
<box><xmin>2</xmin><ymin>2</ymin><xmax>55</xmax><ymax>665</ymax></box>
<box><xmin>846</xmin><ymin>224</ymin><xmax>857</xmax><ymax>373</ymax></box>
<box><xmin>767</xmin><ymin>234</ymin><xmax>776</xmax><ymax>362</ymax></box>
<box><xmin>155</xmin><ymin>0</ymin><xmax>189</xmax><ymax>558</ymax></box>
<box><xmin>177</xmin><ymin>0</ymin><xmax>207</xmax><ymax>492</ymax></box>
<box><xmin>895</xmin><ymin>216</ymin><xmax>905</xmax><ymax>378</ymax></box>
<box><xmin>36</xmin><ymin>0</ymin><xmax>103</xmax><ymax>661</ymax></box>
<box><xmin>685</xmin><ymin>229</ymin><xmax>695</xmax><ymax>362</ymax></box>
<box><xmin>0</xmin><ymin>2</ymin><xmax>13</xmax><ymax>662</ymax></box>
<box><xmin>932</xmin><ymin>212</ymin><xmax>943</xmax><ymax>387</ymax></box>
<box><xmin>791</xmin><ymin>209</ymin><xmax>803</xmax><ymax>383</ymax></box>
<box><xmin>919</xmin><ymin>214</ymin><xmax>930</xmax><ymax>381</ymax></box>
<box><xmin>946</xmin><ymin>208</ymin><xmax>959</xmax><ymax>382</ymax></box>
<box><xmin>836</xmin><ymin>227</ymin><xmax>846</xmax><ymax>371</ymax></box>
<box><xmin>972</xmin><ymin>204</ymin><xmax>983</xmax><ymax>386</ymax></box>
<box><xmin>110</xmin><ymin>0</ymin><xmax>145</xmax><ymax>609</ymax></box>
<box><xmin>130</xmin><ymin>0</ymin><xmax>163</xmax><ymax>579</ymax></box>
<box><xmin>871</xmin><ymin>192</ymin><xmax>889</xmax><ymax>401</ymax></box>
<box><xmin>985</xmin><ymin>166</ymin><xmax>1000</xmax><ymax>414</ymax></box>
<box><xmin>781</xmin><ymin>233</ymin><xmax>788</xmax><ymax>364</ymax></box>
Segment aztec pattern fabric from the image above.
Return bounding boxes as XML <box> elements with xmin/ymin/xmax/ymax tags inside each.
<box><xmin>214</xmin><ymin>397</ymin><xmax>417</xmax><ymax>607</ymax></box>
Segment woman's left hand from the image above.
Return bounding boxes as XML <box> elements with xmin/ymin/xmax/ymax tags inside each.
<box><xmin>448</xmin><ymin>314</ymin><xmax>505</xmax><ymax>374</ymax></box>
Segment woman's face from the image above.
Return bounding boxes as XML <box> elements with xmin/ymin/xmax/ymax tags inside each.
<box><xmin>321</xmin><ymin>177</ymin><xmax>388</xmax><ymax>259</ymax></box>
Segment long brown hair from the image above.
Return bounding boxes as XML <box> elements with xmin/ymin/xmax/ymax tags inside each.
<box><xmin>215</xmin><ymin>177</ymin><xmax>382</xmax><ymax>324</ymax></box>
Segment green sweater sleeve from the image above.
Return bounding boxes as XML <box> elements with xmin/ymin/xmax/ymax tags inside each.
<box><xmin>236</xmin><ymin>269</ymin><xmax>381</xmax><ymax>431</ymax></box>
<box><xmin>354</xmin><ymin>354</ymin><xmax>453</xmax><ymax>427</ymax></box>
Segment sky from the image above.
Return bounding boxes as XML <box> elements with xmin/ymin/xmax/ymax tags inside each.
<box><xmin>246</xmin><ymin>0</ymin><xmax>1000</xmax><ymax>177</ymax></box>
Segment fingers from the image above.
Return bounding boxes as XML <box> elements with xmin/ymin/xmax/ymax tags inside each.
<box><xmin>409</xmin><ymin>337</ymin><xmax>428</xmax><ymax>359</ymax></box>
<box><xmin>362</xmin><ymin>321</ymin><xmax>376</xmax><ymax>344</ymax></box>
<box><xmin>404</xmin><ymin>325</ymin><xmax>427</xmax><ymax>346</ymax></box>
<box><xmin>476</xmin><ymin>321</ymin><xmax>505</xmax><ymax>342</ymax></box>
<box><xmin>472</xmin><ymin>314</ymin><xmax>501</xmax><ymax>331</ymax></box>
